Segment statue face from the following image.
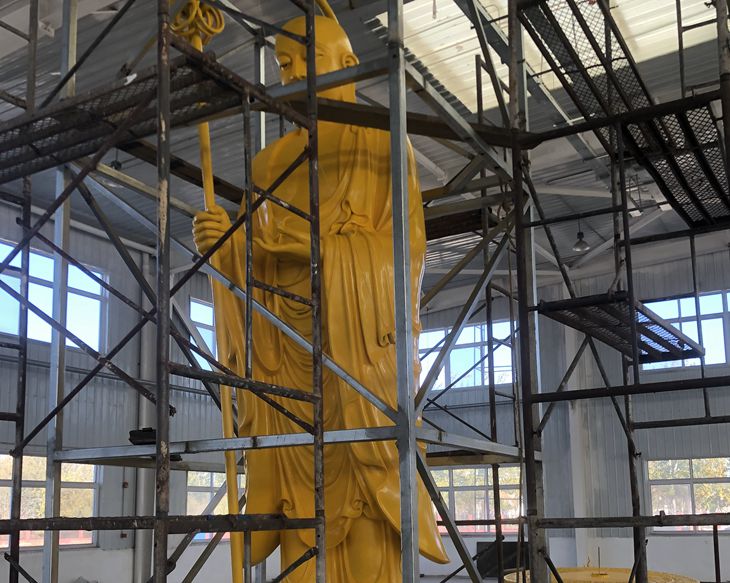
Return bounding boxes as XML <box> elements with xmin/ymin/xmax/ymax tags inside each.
<box><xmin>275</xmin><ymin>16</ymin><xmax>358</xmax><ymax>101</ymax></box>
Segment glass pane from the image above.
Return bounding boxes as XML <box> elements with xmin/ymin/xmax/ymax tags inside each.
<box><xmin>693</xmin><ymin>458</ymin><xmax>730</xmax><ymax>479</ymax></box>
<box><xmin>0</xmin><ymin>455</ymin><xmax>12</xmax><ymax>481</ymax></box>
<box><xmin>431</xmin><ymin>469</ymin><xmax>450</xmax><ymax>488</ymax></box>
<box><xmin>0</xmin><ymin>242</ymin><xmax>21</xmax><ymax>269</ymax></box>
<box><xmin>498</xmin><ymin>488</ymin><xmax>522</xmax><ymax>533</ymax></box>
<box><xmin>60</xmin><ymin>488</ymin><xmax>94</xmax><ymax>517</ymax></box>
<box><xmin>67</xmin><ymin>266</ymin><xmax>101</xmax><ymax>295</ymax></box>
<box><xmin>694</xmin><ymin>482</ymin><xmax>730</xmax><ymax>530</ymax></box>
<box><xmin>214</xmin><ymin>495</ymin><xmax>230</xmax><ymax>515</ymax></box>
<box><xmin>491</xmin><ymin>321</ymin><xmax>513</xmax><ymax>340</ymax></box>
<box><xmin>20</xmin><ymin>487</ymin><xmax>45</xmax><ymax>518</ymax></box>
<box><xmin>198</xmin><ymin>327</ymin><xmax>216</xmax><ymax>356</ymax></box>
<box><xmin>645</xmin><ymin>299</ymin><xmax>679</xmax><ymax>320</ymax></box>
<box><xmin>187</xmin><ymin>491</ymin><xmax>211</xmax><ymax>515</ymax></box>
<box><xmin>679</xmin><ymin>297</ymin><xmax>696</xmax><ymax>318</ymax></box>
<box><xmin>419</xmin><ymin>329</ymin><xmax>446</xmax><ymax>351</ymax></box>
<box><xmin>650</xmin><ymin>484</ymin><xmax>692</xmax><ymax>514</ymax></box>
<box><xmin>498</xmin><ymin>466</ymin><xmax>522</xmax><ymax>486</ymax></box>
<box><xmin>456</xmin><ymin>325</ymin><xmax>480</xmax><ymax>345</ymax></box>
<box><xmin>439</xmin><ymin>489</ymin><xmax>450</xmax><ymax>507</ymax></box>
<box><xmin>212</xmin><ymin>473</ymin><xmax>226</xmax><ymax>487</ymax></box>
<box><xmin>449</xmin><ymin>347</ymin><xmax>481</xmax><ymax>388</ymax></box>
<box><xmin>454</xmin><ymin>489</ymin><xmax>487</xmax><ymax>533</ymax></box>
<box><xmin>0</xmin><ymin>275</ymin><xmax>19</xmax><ymax>335</ymax></box>
<box><xmin>20</xmin><ymin>487</ymin><xmax>45</xmax><ymax>547</ymax></box>
<box><xmin>27</xmin><ymin>283</ymin><xmax>52</xmax><ymax>343</ymax></box>
<box><xmin>452</xmin><ymin>468</ymin><xmax>486</xmax><ymax>487</ymax></box>
<box><xmin>22</xmin><ymin>456</ymin><xmax>46</xmax><ymax>481</ymax></box>
<box><xmin>187</xmin><ymin>471</ymin><xmax>211</xmax><ymax>487</ymax></box>
<box><xmin>700</xmin><ymin>294</ymin><xmax>724</xmax><ymax>315</ymax></box>
<box><xmin>190</xmin><ymin>337</ymin><xmax>212</xmax><ymax>371</ymax></box>
<box><xmin>492</xmin><ymin>345</ymin><xmax>513</xmax><ymax>385</ymax></box>
<box><xmin>419</xmin><ymin>351</ymin><xmax>445</xmax><ymax>391</ymax></box>
<box><xmin>650</xmin><ymin>484</ymin><xmax>692</xmax><ymax>531</ymax></box>
<box><xmin>190</xmin><ymin>300</ymin><xmax>214</xmax><ymax>326</ymax></box>
<box><xmin>0</xmin><ymin>486</ymin><xmax>9</xmax><ymax>519</ymax></box>
<box><xmin>643</xmin><ymin>359</ymin><xmax>682</xmax><ymax>372</ymax></box>
<box><xmin>61</xmin><ymin>463</ymin><xmax>94</xmax><ymax>483</ymax></box>
<box><xmin>700</xmin><ymin>318</ymin><xmax>725</xmax><ymax>365</ymax></box>
<box><xmin>66</xmin><ymin>293</ymin><xmax>101</xmax><ymax>351</ymax></box>
<box><xmin>681</xmin><ymin>320</ymin><xmax>698</xmax><ymax>342</ymax></box>
<box><xmin>648</xmin><ymin>459</ymin><xmax>690</xmax><ymax>480</ymax></box>
<box><xmin>29</xmin><ymin>252</ymin><xmax>53</xmax><ymax>282</ymax></box>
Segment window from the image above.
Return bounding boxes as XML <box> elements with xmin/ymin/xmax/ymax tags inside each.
<box><xmin>643</xmin><ymin>292</ymin><xmax>727</xmax><ymax>370</ymax></box>
<box><xmin>430</xmin><ymin>466</ymin><xmax>522</xmax><ymax>534</ymax></box>
<box><xmin>0</xmin><ymin>455</ymin><xmax>99</xmax><ymax>547</ymax></box>
<box><xmin>648</xmin><ymin>457</ymin><xmax>730</xmax><ymax>532</ymax></box>
<box><xmin>189</xmin><ymin>298</ymin><xmax>216</xmax><ymax>370</ymax></box>
<box><xmin>419</xmin><ymin>322</ymin><xmax>514</xmax><ymax>390</ymax></box>
<box><xmin>0</xmin><ymin>241</ymin><xmax>105</xmax><ymax>351</ymax></box>
<box><xmin>186</xmin><ymin>471</ymin><xmax>244</xmax><ymax>541</ymax></box>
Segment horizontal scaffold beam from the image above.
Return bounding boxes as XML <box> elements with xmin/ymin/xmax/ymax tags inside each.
<box><xmin>54</xmin><ymin>427</ymin><xmax>523</xmax><ymax>465</ymax></box>
<box><xmin>0</xmin><ymin>514</ymin><xmax>320</xmax><ymax>534</ymax></box>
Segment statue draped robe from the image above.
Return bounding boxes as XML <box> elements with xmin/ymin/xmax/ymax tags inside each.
<box><xmin>212</xmin><ymin>122</ymin><xmax>449</xmax><ymax>582</ymax></box>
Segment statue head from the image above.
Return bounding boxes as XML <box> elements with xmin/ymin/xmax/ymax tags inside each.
<box><xmin>275</xmin><ymin>15</ymin><xmax>359</xmax><ymax>102</ymax></box>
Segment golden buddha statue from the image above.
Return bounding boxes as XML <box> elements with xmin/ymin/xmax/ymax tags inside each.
<box><xmin>192</xmin><ymin>11</ymin><xmax>448</xmax><ymax>582</ymax></box>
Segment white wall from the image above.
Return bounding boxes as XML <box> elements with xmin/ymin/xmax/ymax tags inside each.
<box><xmin>0</xmin><ymin>548</ymin><xmax>133</xmax><ymax>583</ymax></box>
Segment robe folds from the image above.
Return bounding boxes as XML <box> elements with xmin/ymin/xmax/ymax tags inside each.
<box><xmin>212</xmin><ymin>122</ymin><xmax>449</xmax><ymax>581</ymax></box>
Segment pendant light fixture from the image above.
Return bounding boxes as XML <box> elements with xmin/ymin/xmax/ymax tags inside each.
<box><xmin>572</xmin><ymin>220</ymin><xmax>590</xmax><ymax>253</ymax></box>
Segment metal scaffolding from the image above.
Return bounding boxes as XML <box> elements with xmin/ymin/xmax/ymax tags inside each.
<box><xmin>0</xmin><ymin>0</ymin><xmax>727</xmax><ymax>582</ymax></box>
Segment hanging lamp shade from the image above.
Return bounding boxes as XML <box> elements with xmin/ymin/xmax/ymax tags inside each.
<box><xmin>572</xmin><ymin>231</ymin><xmax>590</xmax><ymax>253</ymax></box>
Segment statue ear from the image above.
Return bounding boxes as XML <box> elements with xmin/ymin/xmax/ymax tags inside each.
<box><xmin>341</xmin><ymin>52</ymin><xmax>359</xmax><ymax>68</ymax></box>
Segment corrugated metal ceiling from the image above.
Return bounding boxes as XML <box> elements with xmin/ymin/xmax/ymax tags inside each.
<box><xmin>0</xmin><ymin>0</ymin><xmax>721</xmax><ymax>279</ymax></box>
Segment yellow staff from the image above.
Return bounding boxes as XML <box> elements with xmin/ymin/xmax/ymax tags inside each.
<box><xmin>171</xmin><ymin>4</ymin><xmax>244</xmax><ymax>583</ymax></box>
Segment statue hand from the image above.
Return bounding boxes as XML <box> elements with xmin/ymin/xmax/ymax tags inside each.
<box><xmin>193</xmin><ymin>205</ymin><xmax>233</xmax><ymax>258</ymax></box>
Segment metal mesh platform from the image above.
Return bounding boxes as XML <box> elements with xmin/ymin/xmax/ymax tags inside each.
<box><xmin>0</xmin><ymin>54</ymin><xmax>241</xmax><ymax>185</ymax></box>
<box><xmin>537</xmin><ymin>292</ymin><xmax>705</xmax><ymax>364</ymax></box>
<box><xmin>519</xmin><ymin>0</ymin><xmax>730</xmax><ymax>228</ymax></box>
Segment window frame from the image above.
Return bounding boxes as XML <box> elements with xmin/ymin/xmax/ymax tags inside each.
<box><xmin>0</xmin><ymin>455</ymin><xmax>100</xmax><ymax>550</ymax></box>
<box><xmin>0</xmin><ymin>240</ymin><xmax>108</xmax><ymax>352</ymax></box>
<box><xmin>189</xmin><ymin>297</ymin><xmax>216</xmax><ymax>370</ymax></box>
<box><xmin>645</xmin><ymin>456</ymin><xmax>730</xmax><ymax>535</ymax></box>
<box><xmin>430</xmin><ymin>465</ymin><xmax>522</xmax><ymax>536</ymax></box>
<box><xmin>641</xmin><ymin>291</ymin><xmax>729</xmax><ymax>372</ymax></box>
<box><xmin>418</xmin><ymin>321</ymin><xmax>515</xmax><ymax>392</ymax></box>
<box><xmin>185</xmin><ymin>469</ymin><xmax>244</xmax><ymax>543</ymax></box>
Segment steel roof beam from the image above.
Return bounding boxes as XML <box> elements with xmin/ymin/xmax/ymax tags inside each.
<box><xmin>454</xmin><ymin>0</ymin><xmax>610</xmax><ymax>182</ymax></box>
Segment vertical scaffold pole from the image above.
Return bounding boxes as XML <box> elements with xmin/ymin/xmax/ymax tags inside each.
<box><xmin>252</xmin><ymin>28</ymin><xmax>267</xmax><ymax>583</ymax></box>
<box><xmin>305</xmin><ymin>3</ymin><xmax>326</xmax><ymax>581</ymax></box>
<box><xmin>617</xmin><ymin>125</ymin><xmax>648</xmax><ymax>583</ymax></box>
<box><xmin>509</xmin><ymin>0</ymin><xmax>546</xmax><ymax>581</ymax></box>
<box><xmin>387</xmin><ymin>0</ymin><xmax>419</xmax><ymax>580</ymax></box>
<box><xmin>153</xmin><ymin>0</ymin><xmax>172</xmax><ymax>580</ymax></box>
<box><xmin>476</xmin><ymin>52</ymin><xmax>505</xmax><ymax>583</ymax></box>
<box><xmin>9</xmin><ymin>2</ymin><xmax>37</xmax><ymax>581</ymax></box>
<box><xmin>716</xmin><ymin>0</ymin><xmax>730</xmax><ymax>182</ymax></box>
<box><xmin>44</xmin><ymin>3</ymin><xmax>76</xmax><ymax>582</ymax></box>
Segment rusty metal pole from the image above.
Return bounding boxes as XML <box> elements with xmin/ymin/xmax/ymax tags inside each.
<box><xmin>717</xmin><ymin>0</ymin><xmax>730</xmax><ymax>184</ymax></box>
<box><xmin>509</xmin><ymin>0</ymin><xmax>546</xmax><ymax>579</ymax></box>
<box><xmin>305</xmin><ymin>2</ymin><xmax>326</xmax><ymax>580</ymax></box>
<box><xmin>153</xmin><ymin>0</ymin><xmax>172</xmax><ymax>580</ymax></box>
